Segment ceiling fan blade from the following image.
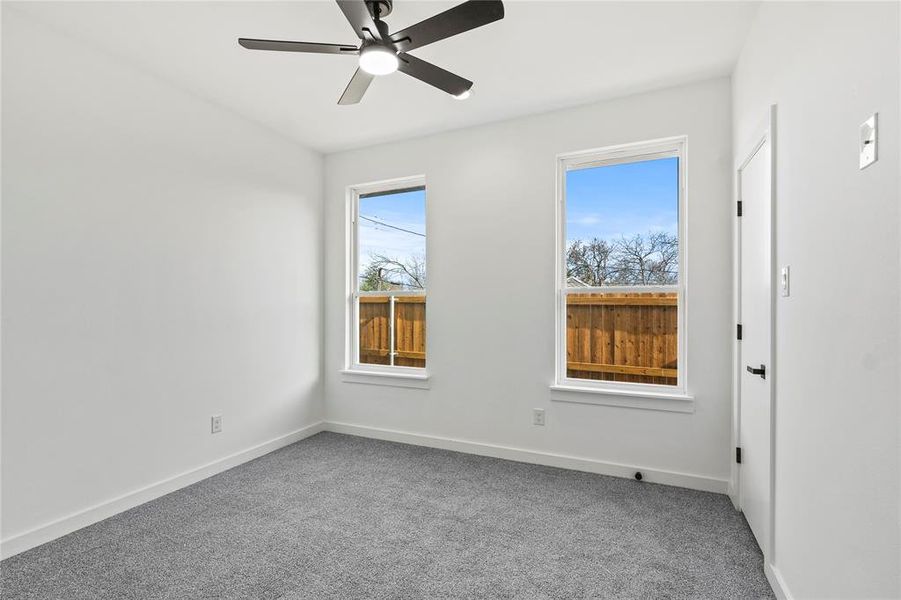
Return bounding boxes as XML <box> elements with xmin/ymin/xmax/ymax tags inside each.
<box><xmin>239</xmin><ymin>38</ymin><xmax>359</xmax><ymax>54</ymax></box>
<box><xmin>397</xmin><ymin>53</ymin><xmax>472</xmax><ymax>97</ymax></box>
<box><xmin>336</xmin><ymin>0</ymin><xmax>382</xmax><ymax>40</ymax></box>
<box><xmin>390</xmin><ymin>0</ymin><xmax>504</xmax><ymax>52</ymax></box>
<box><xmin>338</xmin><ymin>68</ymin><xmax>375</xmax><ymax>105</ymax></box>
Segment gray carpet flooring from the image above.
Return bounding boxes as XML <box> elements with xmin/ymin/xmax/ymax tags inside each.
<box><xmin>1</xmin><ymin>432</ymin><xmax>774</xmax><ymax>599</ymax></box>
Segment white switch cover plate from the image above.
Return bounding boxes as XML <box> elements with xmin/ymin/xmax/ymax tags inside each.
<box><xmin>860</xmin><ymin>114</ymin><xmax>877</xmax><ymax>169</ymax></box>
<box><xmin>780</xmin><ymin>266</ymin><xmax>790</xmax><ymax>297</ymax></box>
<box><xmin>532</xmin><ymin>408</ymin><xmax>545</xmax><ymax>426</ymax></box>
<box><xmin>211</xmin><ymin>415</ymin><xmax>222</xmax><ymax>434</ymax></box>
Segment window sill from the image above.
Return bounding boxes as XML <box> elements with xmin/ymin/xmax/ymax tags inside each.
<box><xmin>340</xmin><ymin>369</ymin><xmax>431</xmax><ymax>390</ymax></box>
<box><xmin>549</xmin><ymin>384</ymin><xmax>694</xmax><ymax>413</ymax></box>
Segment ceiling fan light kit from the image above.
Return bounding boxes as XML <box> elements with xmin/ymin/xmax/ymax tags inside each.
<box><xmin>238</xmin><ymin>0</ymin><xmax>504</xmax><ymax>104</ymax></box>
<box><xmin>359</xmin><ymin>46</ymin><xmax>399</xmax><ymax>75</ymax></box>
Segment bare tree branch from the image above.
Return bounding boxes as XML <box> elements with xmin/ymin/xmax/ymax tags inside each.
<box><xmin>568</xmin><ymin>232</ymin><xmax>677</xmax><ymax>286</ymax></box>
<box><xmin>360</xmin><ymin>253</ymin><xmax>426</xmax><ymax>291</ymax></box>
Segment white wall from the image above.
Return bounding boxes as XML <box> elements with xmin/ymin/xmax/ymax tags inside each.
<box><xmin>1</xmin><ymin>6</ymin><xmax>324</xmax><ymax>553</ymax></box>
<box><xmin>733</xmin><ymin>3</ymin><xmax>900</xmax><ymax>598</ymax></box>
<box><xmin>324</xmin><ymin>79</ymin><xmax>734</xmax><ymax>489</ymax></box>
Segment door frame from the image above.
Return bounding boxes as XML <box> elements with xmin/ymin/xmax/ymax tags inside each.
<box><xmin>731</xmin><ymin>104</ymin><xmax>777</xmax><ymax>561</ymax></box>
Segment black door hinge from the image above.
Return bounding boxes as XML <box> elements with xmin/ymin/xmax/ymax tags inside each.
<box><xmin>747</xmin><ymin>364</ymin><xmax>766</xmax><ymax>379</ymax></box>
<box><xmin>737</xmin><ymin>324</ymin><xmax>742</xmax><ymax>340</ymax></box>
<box><xmin>737</xmin><ymin>201</ymin><xmax>743</xmax><ymax>217</ymax></box>
<box><xmin>736</xmin><ymin>447</ymin><xmax>742</xmax><ymax>464</ymax></box>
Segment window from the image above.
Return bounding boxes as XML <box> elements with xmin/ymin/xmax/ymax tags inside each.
<box><xmin>556</xmin><ymin>138</ymin><xmax>686</xmax><ymax>396</ymax></box>
<box><xmin>348</xmin><ymin>177</ymin><xmax>427</xmax><ymax>375</ymax></box>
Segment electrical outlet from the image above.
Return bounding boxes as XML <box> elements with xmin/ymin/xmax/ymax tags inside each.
<box><xmin>532</xmin><ymin>408</ymin><xmax>546</xmax><ymax>426</ymax></box>
<box><xmin>211</xmin><ymin>415</ymin><xmax>222</xmax><ymax>434</ymax></box>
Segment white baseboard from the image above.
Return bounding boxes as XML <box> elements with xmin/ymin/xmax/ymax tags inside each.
<box><xmin>324</xmin><ymin>421</ymin><xmax>728</xmax><ymax>494</ymax></box>
<box><xmin>765</xmin><ymin>562</ymin><xmax>792</xmax><ymax>600</ymax></box>
<box><xmin>728</xmin><ymin>482</ymin><xmax>740</xmax><ymax>509</ymax></box>
<box><xmin>0</xmin><ymin>421</ymin><xmax>325</xmax><ymax>560</ymax></box>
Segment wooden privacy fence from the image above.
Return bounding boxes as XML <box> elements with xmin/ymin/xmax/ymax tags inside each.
<box><xmin>566</xmin><ymin>292</ymin><xmax>678</xmax><ymax>386</ymax></box>
<box><xmin>358</xmin><ymin>295</ymin><xmax>427</xmax><ymax>368</ymax></box>
<box><xmin>358</xmin><ymin>292</ymin><xmax>678</xmax><ymax>385</ymax></box>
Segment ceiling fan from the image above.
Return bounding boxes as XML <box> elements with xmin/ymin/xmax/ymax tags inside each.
<box><xmin>239</xmin><ymin>0</ymin><xmax>504</xmax><ymax>105</ymax></box>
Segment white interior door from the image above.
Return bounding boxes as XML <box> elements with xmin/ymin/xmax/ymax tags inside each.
<box><xmin>738</xmin><ymin>133</ymin><xmax>773</xmax><ymax>554</ymax></box>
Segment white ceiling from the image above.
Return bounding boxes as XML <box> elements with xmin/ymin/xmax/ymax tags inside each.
<box><xmin>12</xmin><ymin>1</ymin><xmax>759</xmax><ymax>153</ymax></box>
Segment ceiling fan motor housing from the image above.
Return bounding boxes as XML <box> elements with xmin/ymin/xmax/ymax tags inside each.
<box><xmin>366</xmin><ymin>0</ymin><xmax>393</xmax><ymax>19</ymax></box>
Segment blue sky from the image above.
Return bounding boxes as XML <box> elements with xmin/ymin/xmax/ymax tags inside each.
<box><xmin>566</xmin><ymin>157</ymin><xmax>678</xmax><ymax>244</ymax></box>
<box><xmin>358</xmin><ymin>188</ymin><xmax>426</xmax><ymax>267</ymax></box>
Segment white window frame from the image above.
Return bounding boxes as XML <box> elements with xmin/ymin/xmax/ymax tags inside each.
<box><xmin>553</xmin><ymin>136</ymin><xmax>689</xmax><ymax>403</ymax></box>
<box><xmin>344</xmin><ymin>175</ymin><xmax>428</xmax><ymax>382</ymax></box>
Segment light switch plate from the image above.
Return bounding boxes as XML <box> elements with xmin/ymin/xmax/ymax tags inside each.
<box><xmin>780</xmin><ymin>266</ymin><xmax>790</xmax><ymax>297</ymax></box>
<box><xmin>860</xmin><ymin>114</ymin><xmax>877</xmax><ymax>169</ymax></box>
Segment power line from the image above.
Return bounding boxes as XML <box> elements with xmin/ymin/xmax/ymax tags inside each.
<box><xmin>359</xmin><ymin>215</ymin><xmax>425</xmax><ymax>237</ymax></box>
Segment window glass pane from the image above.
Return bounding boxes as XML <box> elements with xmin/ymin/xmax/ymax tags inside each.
<box><xmin>357</xmin><ymin>187</ymin><xmax>426</xmax><ymax>369</ymax></box>
<box><xmin>358</xmin><ymin>188</ymin><xmax>426</xmax><ymax>291</ymax></box>
<box><xmin>565</xmin><ymin>157</ymin><xmax>678</xmax><ymax>287</ymax></box>
<box><xmin>564</xmin><ymin>156</ymin><xmax>679</xmax><ymax>386</ymax></box>
<box><xmin>355</xmin><ymin>295</ymin><xmax>428</xmax><ymax>368</ymax></box>
<box><xmin>565</xmin><ymin>291</ymin><xmax>677</xmax><ymax>386</ymax></box>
